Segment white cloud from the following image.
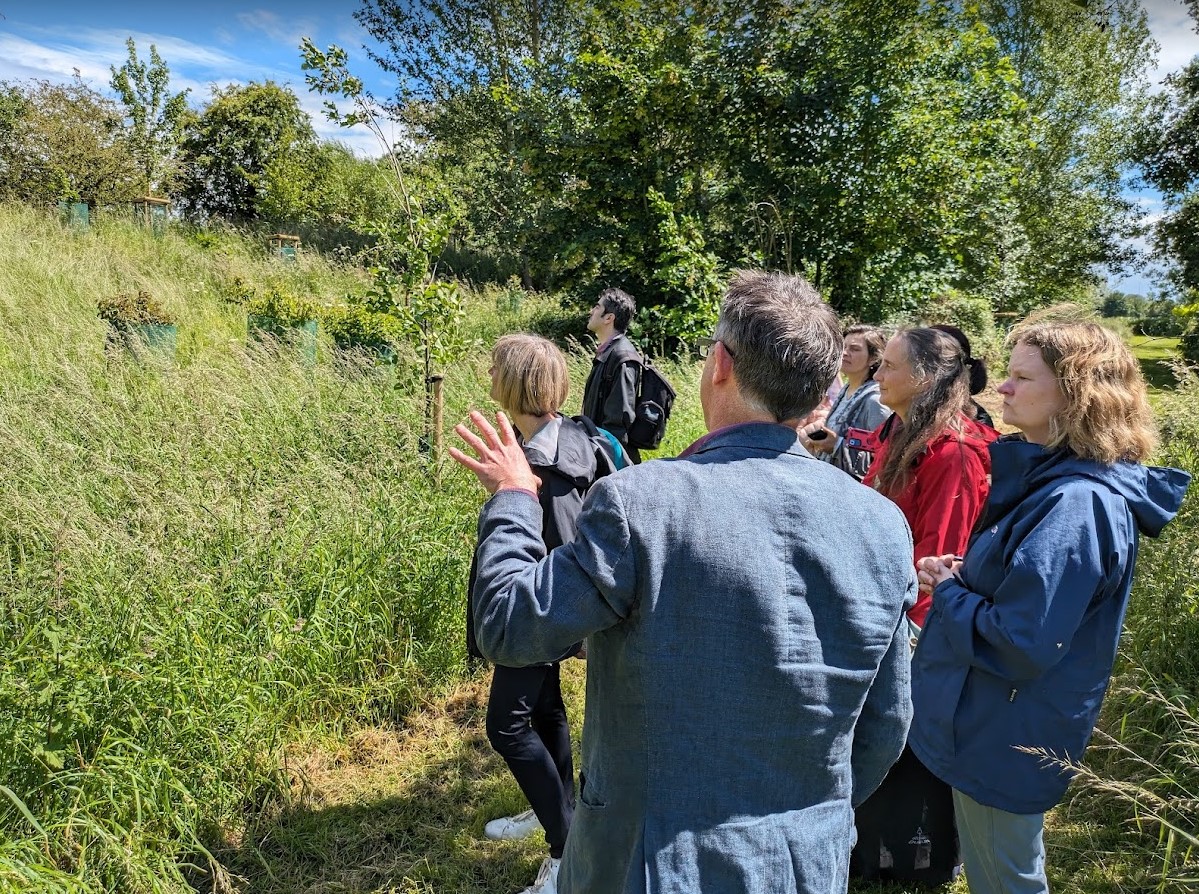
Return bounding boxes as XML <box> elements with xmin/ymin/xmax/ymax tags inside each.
<box><xmin>293</xmin><ymin>91</ymin><xmax>385</xmax><ymax>157</ymax></box>
<box><xmin>0</xmin><ymin>19</ymin><xmax>390</xmax><ymax>157</ymax></box>
<box><xmin>0</xmin><ymin>25</ymin><xmax>277</xmax><ymax>93</ymax></box>
<box><xmin>235</xmin><ymin>9</ymin><xmax>320</xmax><ymax>48</ymax></box>
<box><xmin>0</xmin><ymin>33</ymin><xmax>114</xmax><ymax>83</ymax></box>
<box><xmin>1144</xmin><ymin>0</ymin><xmax>1199</xmax><ymax>83</ymax></box>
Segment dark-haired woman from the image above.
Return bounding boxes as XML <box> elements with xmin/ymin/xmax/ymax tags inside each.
<box><xmin>799</xmin><ymin>325</ymin><xmax>890</xmax><ymax>480</ymax></box>
<box><xmin>931</xmin><ymin>324</ymin><xmax>994</xmax><ymax>428</ymax></box>
<box><xmin>850</xmin><ymin>327</ymin><xmax>998</xmax><ymax>886</ymax></box>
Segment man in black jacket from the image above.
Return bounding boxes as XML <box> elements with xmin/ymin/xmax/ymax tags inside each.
<box><xmin>581</xmin><ymin>287</ymin><xmax>642</xmax><ymax>463</ymax></box>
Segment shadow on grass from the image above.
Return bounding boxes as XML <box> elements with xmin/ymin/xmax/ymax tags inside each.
<box><xmin>1129</xmin><ymin>336</ymin><xmax>1183</xmax><ymax>393</ymax></box>
<box><xmin>197</xmin><ymin>662</ymin><xmax>1153</xmax><ymax>894</ymax></box>
<box><xmin>205</xmin><ymin>684</ymin><xmax>553</xmax><ymax>894</ymax></box>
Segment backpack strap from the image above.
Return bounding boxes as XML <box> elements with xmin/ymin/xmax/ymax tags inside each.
<box><xmin>599</xmin><ymin>337</ymin><xmax>643</xmax><ymax>388</ymax></box>
<box><xmin>570</xmin><ymin>414</ymin><xmax>627</xmax><ymax>473</ymax></box>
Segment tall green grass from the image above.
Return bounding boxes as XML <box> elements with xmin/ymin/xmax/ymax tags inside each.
<box><xmin>0</xmin><ymin>204</ymin><xmax>555</xmax><ymax>892</ymax></box>
<box><xmin>1065</xmin><ymin>363</ymin><xmax>1199</xmax><ymax>892</ymax></box>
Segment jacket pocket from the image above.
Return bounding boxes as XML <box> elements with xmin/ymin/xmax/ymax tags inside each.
<box><xmin>578</xmin><ymin>770</ymin><xmax>607</xmax><ymax>810</ymax></box>
<box><xmin>911</xmin><ymin>645</ymin><xmax>969</xmax><ymax>760</ymax></box>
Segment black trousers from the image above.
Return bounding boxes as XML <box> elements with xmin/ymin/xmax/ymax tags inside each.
<box><xmin>851</xmin><ymin>745</ymin><xmax>961</xmax><ymax>886</ymax></box>
<box><xmin>486</xmin><ymin>662</ymin><xmax>574</xmax><ymax>858</ymax></box>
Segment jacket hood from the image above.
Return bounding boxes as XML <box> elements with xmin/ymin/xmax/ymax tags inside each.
<box><xmin>523</xmin><ymin>416</ymin><xmax>600</xmax><ymax>488</ymax></box>
<box><xmin>984</xmin><ymin>436</ymin><xmax>1191</xmax><ymax>538</ymax></box>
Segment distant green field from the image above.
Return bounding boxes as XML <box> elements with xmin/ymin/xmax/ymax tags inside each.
<box><xmin>1128</xmin><ymin>334</ymin><xmax>1182</xmax><ymax>393</ymax></box>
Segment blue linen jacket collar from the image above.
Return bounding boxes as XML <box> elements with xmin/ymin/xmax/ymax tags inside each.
<box><xmin>684</xmin><ymin>420</ymin><xmax>811</xmax><ymax>460</ymax></box>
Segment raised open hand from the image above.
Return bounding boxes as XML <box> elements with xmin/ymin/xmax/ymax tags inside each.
<box><xmin>448</xmin><ymin>410</ymin><xmax>541</xmax><ymax>495</ymax></box>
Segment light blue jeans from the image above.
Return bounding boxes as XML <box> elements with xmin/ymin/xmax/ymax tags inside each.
<box><xmin>953</xmin><ymin>789</ymin><xmax>1049</xmax><ymax>894</ymax></box>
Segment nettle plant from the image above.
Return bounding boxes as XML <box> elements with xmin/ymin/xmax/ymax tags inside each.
<box><xmin>97</xmin><ymin>289</ymin><xmax>176</xmax><ymax>328</ymax></box>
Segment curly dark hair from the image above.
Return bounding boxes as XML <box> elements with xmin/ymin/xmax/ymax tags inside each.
<box><xmin>597</xmin><ymin>287</ymin><xmax>636</xmax><ymax>332</ymax></box>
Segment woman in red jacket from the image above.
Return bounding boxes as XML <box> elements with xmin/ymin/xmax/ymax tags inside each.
<box><xmin>852</xmin><ymin>326</ymin><xmax>997</xmax><ymax>886</ymax></box>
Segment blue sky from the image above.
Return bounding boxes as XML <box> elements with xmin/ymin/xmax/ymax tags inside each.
<box><xmin>1</xmin><ymin>1</ymin><xmax>1196</xmax><ymax>294</ymax></box>
<box><xmin>0</xmin><ymin>0</ymin><xmax>394</xmax><ymax>154</ymax></box>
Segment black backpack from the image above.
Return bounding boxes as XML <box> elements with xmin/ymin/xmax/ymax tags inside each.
<box><xmin>604</xmin><ymin>351</ymin><xmax>676</xmax><ymax>451</ymax></box>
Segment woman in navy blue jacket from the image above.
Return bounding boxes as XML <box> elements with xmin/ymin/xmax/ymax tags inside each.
<box><xmin>911</xmin><ymin>317</ymin><xmax>1191</xmax><ymax>894</ymax></box>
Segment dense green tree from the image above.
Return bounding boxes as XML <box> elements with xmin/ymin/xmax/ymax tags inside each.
<box><xmin>260</xmin><ymin>141</ymin><xmax>404</xmax><ymax>251</ymax></box>
<box><xmin>0</xmin><ymin>77</ymin><xmax>140</xmax><ymax>205</ymax></box>
<box><xmin>356</xmin><ymin>0</ymin><xmax>573</xmax><ymax>101</ymax></box>
<box><xmin>518</xmin><ymin>0</ymin><xmax>731</xmax><ymax>323</ymax></box>
<box><xmin>109</xmin><ymin>38</ymin><xmax>190</xmax><ymax>195</ymax></box>
<box><xmin>178</xmin><ymin>82</ymin><xmax>315</xmax><ymax>223</ymax></box>
<box><xmin>975</xmin><ymin>0</ymin><xmax>1155</xmax><ymax>310</ymax></box>
<box><xmin>1099</xmin><ymin>288</ymin><xmax>1148</xmax><ymax>317</ymax></box>
<box><xmin>516</xmin><ymin>0</ymin><xmax>1035</xmax><ymax>324</ymax></box>
<box><xmin>352</xmin><ymin>0</ymin><xmax>1157</xmax><ymax>332</ymax></box>
<box><xmin>355</xmin><ymin>0</ymin><xmax>575</xmax><ymax>285</ymax></box>
<box><xmin>1138</xmin><ymin>5</ymin><xmax>1199</xmax><ymax>299</ymax></box>
<box><xmin>720</xmin><ymin>0</ymin><xmax>1029</xmax><ymax>319</ymax></box>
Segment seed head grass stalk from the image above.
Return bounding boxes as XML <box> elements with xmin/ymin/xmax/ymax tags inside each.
<box><xmin>1056</xmin><ymin>361</ymin><xmax>1199</xmax><ymax>893</ymax></box>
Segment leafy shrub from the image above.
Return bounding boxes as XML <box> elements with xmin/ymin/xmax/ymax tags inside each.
<box><xmin>189</xmin><ymin>230</ymin><xmax>221</xmax><ymax>250</ymax></box>
<box><xmin>526</xmin><ymin>300</ymin><xmax>590</xmax><ymax>349</ymax></box>
<box><xmin>893</xmin><ymin>289</ymin><xmax>1002</xmax><ymax>367</ymax></box>
<box><xmin>636</xmin><ymin>189</ymin><xmax>724</xmax><ymax>353</ymax></box>
<box><xmin>395</xmin><ymin>279</ymin><xmax>474</xmax><ymax>367</ymax></box>
<box><xmin>634</xmin><ymin>292</ymin><xmax>718</xmax><ymax>358</ymax></box>
<box><xmin>1132</xmin><ymin>315</ymin><xmax>1188</xmax><ymax>337</ymax></box>
<box><xmin>321</xmin><ymin>302</ymin><xmax>402</xmax><ymax>349</ymax></box>
<box><xmin>1184</xmin><ymin>329</ymin><xmax>1199</xmax><ymax>366</ymax></box>
<box><xmin>245</xmin><ymin>284</ymin><xmax>318</xmax><ymax>326</ymax></box>
<box><xmin>97</xmin><ymin>290</ymin><xmax>176</xmax><ymax>326</ymax></box>
<box><xmin>219</xmin><ymin>275</ymin><xmax>257</xmax><ymax>305</ymax></box>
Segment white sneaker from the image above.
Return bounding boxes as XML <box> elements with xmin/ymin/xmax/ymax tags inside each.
<box><xmin>484</xmin><ymin>807</ymin><xmax>543</xmax><ymax>841</ymax></box>
<box><xmin>519</xmin><ymin>856</ymin><xmax>560</xmax><ymax>894</ymax></box>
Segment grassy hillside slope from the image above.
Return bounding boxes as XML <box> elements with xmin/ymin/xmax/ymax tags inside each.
<box><xmin>0</xmin><ymin>204</ymin><xmax>504</xmax><ymax>892</ymax></box>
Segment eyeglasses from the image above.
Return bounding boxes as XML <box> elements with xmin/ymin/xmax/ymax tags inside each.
<box><xmin>696</xmin><ymin>337</ymin><xmax>735</xmax><ymax>360</ymax></box>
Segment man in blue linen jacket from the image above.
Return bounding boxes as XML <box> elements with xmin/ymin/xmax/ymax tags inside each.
<box><xmin>451</xmin><ymin>270</ymin><xmax>916</xmax><ymax>894</ymax></box>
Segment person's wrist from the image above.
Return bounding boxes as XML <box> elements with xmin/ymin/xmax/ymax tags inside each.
<box><xmin>496</xmin><ymin>474</ymin><xmax>540</xmax><ymax>494</ymax></box>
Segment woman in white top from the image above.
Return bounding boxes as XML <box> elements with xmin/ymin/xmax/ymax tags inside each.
<box><xmin>800</xmin><ymin>324</ymin><xmax>890</xmax><ymax>480</ymax></box>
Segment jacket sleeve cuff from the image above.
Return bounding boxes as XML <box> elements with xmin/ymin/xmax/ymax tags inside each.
<box><xmin>933</xmin><ymin>578</ymin><xmax>983</xmax><ymax>664</ymax></box>
<box><xmin>489</xmin><ymin>486</ymin><xmax>539</xmax><ymax>504</ymax></box>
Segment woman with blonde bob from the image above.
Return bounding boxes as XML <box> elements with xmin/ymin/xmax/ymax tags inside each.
<box><xmin>469</xmin><ymin>334</ymin><xmax>619</xmax><ymax>894</ymax></box>
<box><xmin>909</xmin><ymin>314</ymin><xmax>1191</xmax><ymax>894</ymax></box>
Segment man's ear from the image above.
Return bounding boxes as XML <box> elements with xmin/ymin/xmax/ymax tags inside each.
<box><xmin>711</xmin><ymin>340</ymin><xmax>735</xmax><ymax>385</ymax></box>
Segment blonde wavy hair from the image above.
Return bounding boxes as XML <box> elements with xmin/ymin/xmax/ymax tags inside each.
<box><xmin>1008</xmin><ymin>311</ymin><xmax>1156</xmax><ymax>463</ymax></box>
<box><xmin>490</xmin><ymin>333</ymin><xmax>569</xmax><ymax>416</ymax></box>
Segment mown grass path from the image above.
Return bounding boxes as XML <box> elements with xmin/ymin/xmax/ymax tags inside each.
<box><xmin>216</xmin><ymin>661</ymin><xmax>1150</xmax><ymax>894</ymax></box>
